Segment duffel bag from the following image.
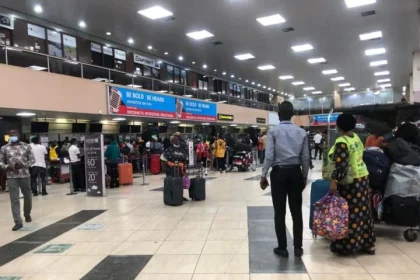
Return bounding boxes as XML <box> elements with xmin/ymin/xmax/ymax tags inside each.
<box><xmin>385</xmin><ymin>163</ymin><xmax>420</xmax><ymax>198</ymax></box>
<box><xmin>382</xmin><ymin>195</ymin><xmax>420</xmax><ymax>227</ymax></box>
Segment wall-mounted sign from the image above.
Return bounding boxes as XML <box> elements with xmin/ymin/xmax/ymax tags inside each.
<box><xmin>47</xmin><ymin>29</ymin><xmax>62</xmax><ymax>57</ymax></box>
<box><xmin>27</xmin><ymin>23</ymin><xmax>46</xmax><ymax>39</ymax></box>
<box><xmin>217</xmin><ymin>114</ymin><xmax>234</xmax><ymax>122</ymax></box>
<box><xmin>308</xmin><ymin>113</ymin><xmax>341</xmax><ymax>126</ymax></box>
<box><xmin>134</xmin><ymin>54</ymin><xmax>161</xmax><ymax>69</ymax></box>
<box><xmin>103</xmin><ymin>46</ymin><xmax>113</xmax><ymax>56</ymax></box>
<box><xmin>114</xmin><ymin>49</ymin><xmax>126</xmax><ymax>61</ymax></box>
<box><xmin>63</xmin><ymin>34</ymin><xmax>77</xmax><ymax>61</ymax></box>
<box><xmin>84</xmin><ymin>134</ymin><xmax>105</xmax><ymax>197</ymax></box>
<box><xmin>0</xmin><ymin>14</ymin><xmax>14</xmax><ymax>30</ymax></box>
<box><xmin>91</xmin><ymin>42</ymin><xmax>102</xmax><ymax>53</ymax></box>
<box><xmin>256</xmin><ymin>118</ymin><xmax>266</xmax><ymax>124</ymax></box>
<box><xmin>108</xmin><ymin>86</ymin><xmax>217</xmax><ymax>121</ymax></box>
<box><xmin>268</xmin><ymin>112</ymin><xmax>278</xmax><ymax>126</ymax></box>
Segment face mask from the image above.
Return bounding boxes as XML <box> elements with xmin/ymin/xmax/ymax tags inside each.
<box><xmin>10</xmin><ymin>136</ymin><xmax>18</xmax><ymax>143</ymax></box>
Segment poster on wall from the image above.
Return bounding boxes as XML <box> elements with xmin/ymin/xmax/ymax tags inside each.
<box><xmin>108</xmin><ymin>86</ymin><xmax>217</xmax><ymax>121</ymax></box>
<box><xmin>308</xmin><ymin>113</ymin><xmax>341</xmax><ymax>126</ymax></box>
<box><xmin>47</xmin><ymin>30</ymin><xmax>63</xmax><ymax>57</ymax></box>
<box><xmin>63</xmin><ymin>34</ymin><xmax>77</xmax><ymax>60</ymax></box>
<box><xmin>114</xmin><ymin>49</ymin><xmax>126</xmax><ymax>61</ymax></box>
<box><xmin>27</xmin><ymin>23</ymin><xmax>46</xmax><ymax>39</ymax></box>
<box><xmin>84</xmin><ymin>134</ymin><xmax>105</xmax><ymax>197</ymax></box>
<box><xmin>91</xmin><ymin>42</ymin><xmax>102</xmax><ymax>53</ymax></box>
<box><xmin>0</xmin><ymin>14</ymin><xmax>14</xmax><ymax>30</ymax></box>
<box><xmin>103</xmin><ymin>46</ymin><xmax>113</xmax><ymax>56</ymax></box>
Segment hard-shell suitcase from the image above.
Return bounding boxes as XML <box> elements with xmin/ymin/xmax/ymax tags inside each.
<box><xmin>309</xmin><ymin>179</ymin><xmax>330</xmax><ymax>230</ymax></box>
<box><xmin>150</xmin><ymin>154</ymin><xmax>161</xmax><ymax>175</ymax></box>
<box><xmin>382</xmin><ymin>195</ymin><xmax>420</xmax><ymax>227</ymax></box>
<box><xmin>164</xmin><ymin>164</ymin><xmax>184</xmax><ymax>206</ymax></box>
<box><xmin>118</xmin><ymin>163</ymin><xmax>133</xmax><ymax>185</ymax></box>
<box><xmin>189</xmin><ymin>178</ymin><xmax>206</xmax><ymax>201</ymax></box>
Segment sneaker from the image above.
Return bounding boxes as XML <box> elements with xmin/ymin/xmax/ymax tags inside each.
<box><xmin>294</xmin><ymin>248</ymin><xmax>304</xmax><ymax>257</ymax></box>
<box><xmin>12</xmin><ymin>224</ymin><xmax>23</xmax><ymax>231</ymax></box>
<box><xmin>273</xmin><ymin>247</ymin><xmax>289</xmax><ymax>258</ymax></box>
<box><xmin>25</xmin><ymin>216</ymin><xmax>32</xmax><ymax>223</ymax></box>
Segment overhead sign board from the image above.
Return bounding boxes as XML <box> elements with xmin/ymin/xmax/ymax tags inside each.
<box><xmin>217</xmin><ymin>114</ymin><xmax>234</xmax><ymax>122</ymax></box>
<box><xmin>134</xmin><ymin>54</ymin><xmax>161</xmax><ymax>69</ymax></box>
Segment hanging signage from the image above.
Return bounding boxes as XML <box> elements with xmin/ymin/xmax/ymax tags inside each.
<box><xmin>84</xmin><ymin>134</ymin><xmax>105</xmax><ymax>197</ymax></box>
<box><xmin>27</xmin><ymin>23</ymin><xmax>46</xmax><ymax>39</ymax></box>
<box><xmin>91</xmin><ymin>42</ymin><xmax>102</xmax><ymax>53</ymax></box>
<box><xmin>103</xmin><ymin>46</ymin><xmax>113</xmax><ymax>56</ymax></box>
<box><xmin>309</xmin><ymin>113</ymin><xmax>341</xmax><ymax>126</ymax></box>
<box><xmin>217</xmin><ymin>114</ymin><xmax>234</xmax><ymax>122</ymax></box>
<box><xmin>0</xmin><ymin>14</ymin><xmax>14</xmax><ymax>30</ymax></box>
<box><xmin>134</xmin><ymin>54</ymin><xmax>161</xmax><ymax>69</ymax></box>
<box><xmin>108</xmin><ymin>86</ymin><xmax>217</xmax><ymax>121</ymax></box>
<box><xmin>63</xmin><ymin>34</ymin><xmax>77</xmax><ymax>61</ymax></box>
<box><xmin>256</xmin><ymin>118</ymin><xmax>266</xmax><ymax>124</ymax></box>
<box><xmin>47</xmin><ymin>30</ymin><xmax>63</xmax><ymax>57</ymax></box>
<box><xmin>114</xmin><ymin>49</ymin><xmax>126</xmax><ymax>61</ymax></box>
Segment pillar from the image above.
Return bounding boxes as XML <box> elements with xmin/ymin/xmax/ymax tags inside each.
<box><xmin>412</xmin><ymin>52</ymin><xmax>420</xmax><ymax>103</ymax></box>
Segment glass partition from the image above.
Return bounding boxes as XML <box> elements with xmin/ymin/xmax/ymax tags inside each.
<box><xmin>198</xmin><ymin>90</ymin><xmax>209</xmax><ymax>100</ymax></box>
<box><xmin>7</xmin><ymin>49</ymin><xmax>48</xmax><ymax>69</ymax></box>
<box><xmin>82</xmin><ymin>64</ymin><xmax>110</xmax><ymax>81</ymax></box>
<box><xmin>170</xmin><ymin>83</ymin><xmax>184</xmax><ymax>96</ymax></box>
<box><xmin>209</xmin><ymin>92</ymin><xmax>219</xmax><ymax>103</ymax></box>
<box><xmin>110</xmin><ymin>70</ymin><xmax>134</xmax><ymax>87</ymax></box>
<box><xmin>133</xmin><ymin>76</ymin><xmax>152</xmax><ymax>90</ymax></box>
<box><xmin>0</xmin><ymin>47</ymin><xmax>5</xmax><ymax>64</ymax></box>
<box><xmin>153</xmin><ymin>79</ymin><xmax>169</xmax><ymax>93</ymax></box>
<box><xmin>184</xmin><ymin>87</ymin><xmax>198</xmax><ymax>99</ymax></box>
<box><xmin>49</xmin><ymin>57</ymin><xmax>82</xmax><ymax>77</ymax></box>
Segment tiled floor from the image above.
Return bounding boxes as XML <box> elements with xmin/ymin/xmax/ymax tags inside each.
<box><xmin>0</xmin><ymin>161</ymin><xmax>419</xmax><ymax>279</ymax></box>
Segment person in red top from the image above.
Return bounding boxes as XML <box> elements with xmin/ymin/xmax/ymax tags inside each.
<box><xmin>196</xmin><ymin>139</ymin><xmax>209</xmax><ymax>167</ymax></box>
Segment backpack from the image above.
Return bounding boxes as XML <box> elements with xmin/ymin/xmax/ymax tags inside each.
<box><xmin>363</xmin><ymin>150</ymin><xmax>392</xmax><ymax>192</ymax></box>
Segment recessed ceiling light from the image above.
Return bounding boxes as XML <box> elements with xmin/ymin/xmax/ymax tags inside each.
<box><xmin>79</xmin><ymin>21</ymin><xmax>86</xmax><ymax>28</ymax></box>
<box><xmin>292</xmin><ymin>81</ymin><xmax>305</xmax><ymax>85</ymax></box>
<box><xmin>331</xmin><ymin>77</ymin><xmax>345</xmax><ymax>81</ymax></box>
<box><xmin>128</xmin><ymin>38</ymin><xmax>134</xmax><ymax>44</ymax></box>
<box><xmin>239</xmin><ymin>78</ymin><xmax>242</xmax><ymax>80</ymax></box>
<box><xmin>365</xmin><ymin>48</ymin><xmax>386</xmax><ymax>56</ymax></box>
<box><xmin>164</xmin><ymin>52</ymin><xmax>169</xmax><ymax>55</ymax></box>
<box><xmin>377</xmin><ymin>78</ymin><xmax>390</xmax><ymax>83</ymax></box>
<box><xmin>16</xmin><ymin>112</ymin><xmax>36</xmax><ymax>117</ymax></box>
<box><xmin>345</xmin><ymin>0</ymin><xmax>376</xmax><ymax>8</ymax></box>
<box><xmin>138</xmin><ymin>6</ymin><xmax>173</xmax><ymax>20</ymax></box>
<box><xmin>112</xmin><ymin>117</ymin><xmax>126</xmax><ymax>121</ymax></box>
<box><xmin>245</xmin><ymin>80</ymin><xmax>249</xmax><ymax>83</ymax></box>
<box><xmin>374</xmin><ymin>71</ymin><xmax>389</xmax><ymax>76</ymax></box>
<box><xmin>322</xmin><ymin>69</ymin><xmax>338</xmax><ymax>75</ymax></box>
<box><xmin>147</xmin><ymin>45</ymin><xmax>153</xmax><ymax>50</ymax></box>
<box><xmin>339</xmin><ymin>83</ymin><xmax>351</xmax><ymax>87</ymax></box>
<box><xmin>34</xmin><ymin>4</ymin><xmax>43</xmax><ymax>14</ymax></box>
<box><xmin>308</xmin><ymin>57</ymin><xmax>326</xmax><ymax>64</ymax></box>
<box><xmin>257</xmin><ymin>84</ymin><xmax>261</xmax><ymax>87</ymax></box>
<box><xmin>291</xmin><ymin>44</ymin><xmax>313</xmax><ymax>52</ymax></box>
<box><xmin>403</xmin><ymin>86</ymin><xmax>406</xmax><ymax>91</ymax></box>
<box><xmin>258</xmin><ymin>65</ymin><xmax>275</xmax><ymax>70</ymax></box>
<box><xmin>344</xmin><ymin>87</ymin><xmax>356</xmax><ymax>92</ymax></box>
<box><xmin>256</xmin><ymin>14</ymin><xmax>286</xmax><ymax>26</ymax></box>
<box><xmin>223</xmin><ymin>72</ymin><xmax>226</xmax><ymax>75</ymax></box>
<box><xmin>312</xmin><ymin>91</ymin><xmax>322</xmax><ymax>94</ymax></box>
<box><xmin>279</xmin><ymin>75</ymin><xmax>294</xmax><ymax>80</ymax></box>
<box><xmin>186</xmin><ymin>30</ymin><xmax>214</xmax><ymax>40</ymax></box>
<box><xmin>231</xmin><ymin>74</ymin><xmax>235</xmax><ymax>78</ymax></box>
<box><xmin>370</xmin><ymin>60</ymin><xmax>387</xmax><ymax>67</ymax></box>
<box><xmin>268</xmin><ymin>87</ymin><xmax>271</xmax><ymax>90</ymax></box>
<box><xmin>192</xmin><ymin>61</ymin><xmax>196</xmax><ymax>64</ymax></box>
<box><xmin>234</xmin><ymin>53</ymin><xmax>255</xmax><ymax>60</ymax></box>
<box><xmin>359</xmin><ymin>30</ymin><xmax>382</xmax><ymax>41</ymax></box>
<box><xmin>178</xmin><ymin>56</ymin><xmax>183</xmax><ymax>61</ymax></box>
<box><xmin>263</xmin><ymin>86</ymin><xmax>267</xmax><ymax>89</ymax></box>
<box><xmin>214</xmin><ymin>69</ymin><xmax>217</xmax><ymax>72</ymax></box>
<box><xmin>303</xmin><ymin>87</ymin><xmax>315</xmax><ymax>91</ymax></box>
<box><xmin>252</xmin><ymin>82</ymin><xmax>255</xmax><ymax>85</ymax></box>
<box><xmin>106</xmin><ymin>32</ymin><xmax>111</xmax><ymax>36</ymax></box>
<box><xmin>380</xmin><ymin>83</ymin><xmax>392</xmax><ymax>88</ymax></box>
<box><xmin>203</xmin><ymin>64</ymin><xmax>207</xmax><ymax>69</ymax></box>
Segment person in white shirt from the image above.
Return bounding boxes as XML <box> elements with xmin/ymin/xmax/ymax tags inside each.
<box><xmin>30</xmin><ymin>137</ymin><xmax>48</xmax><ymax>196</ymax></box>
<box><xmin>313</xmin><ymin>131</ymin><xmax>323</xmax><ymax>160</ymax></box>
<box><xmin>69</xmin><ymin>138</ymin><xmax>85</xmax><ymax>192</ymax></box>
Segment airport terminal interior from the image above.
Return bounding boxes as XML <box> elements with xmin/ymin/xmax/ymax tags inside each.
<box><xmin>1</xmin><ymin>0</ymin><xmax>420</xmax><ymax>279</ymax></box>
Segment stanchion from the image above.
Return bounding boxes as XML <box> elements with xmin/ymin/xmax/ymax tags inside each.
<box><xmin>252</xmin><ymin>149</ymin><xmax>257</xmax><ymax>171</ymax></box>
<box><xmin>141</xmin><ymin>154</ymin><xmax>149</xmax><ymax>186</ymax></box>
<box><xmin>66</xmin><ymin>164</ymin><xmax>78</xmax><ymax>195</ymax></box>
<box><xmin>204</xmin><ymin>157</ymin><xmax>208</xmax><ymax>176</ymax></box>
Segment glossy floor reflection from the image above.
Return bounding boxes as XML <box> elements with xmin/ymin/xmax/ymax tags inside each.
<box><xmin>0</xmin><ymin>161</ymin><xmax>418</xmax><ymax>279</ymax></box>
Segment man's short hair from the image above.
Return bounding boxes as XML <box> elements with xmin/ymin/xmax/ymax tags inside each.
<box><xmin>31</xmin><ymin>136</ymin><xmax>39</xmax><ymax>144</ymax></box>
<box><xmin>278</xmin><ymin>101</ymin><xmax>294</xmax><ymax>120</ymax></box>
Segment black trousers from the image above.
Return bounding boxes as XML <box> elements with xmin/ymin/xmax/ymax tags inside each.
<box><xmin>314</xmin><ymin>144</ymin><xmax>323</xmax><ymax>160</ymax></box>
<box><xmin>106</xmin><ymin>162</ymin><xmax>119</xmax><ymax>188</ymax></box>
<box><xmin>30</xmin><ymin>166</ymin><xmax>47</xmax><ymax>194</ymax></box>
<box><xmin>270</xmin><ymin>166</ymin><xmax>304</xmax><ymax>250</ymax></box>
<box><xmin>71</xmin><ymin>163</ymin><xmax>85</xmax><ymax>191</ymax></box>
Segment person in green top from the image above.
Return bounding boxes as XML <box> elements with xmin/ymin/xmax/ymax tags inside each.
<box><xmin>105</xmin><ymin>140</ymin><xmax>120</xmax><ymax>188</ymax></box>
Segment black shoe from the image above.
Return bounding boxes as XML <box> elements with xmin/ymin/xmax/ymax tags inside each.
<box><xmin>294</xmin><ymin>248</ymin><xmax>304</xmax><ymax>257</ymax></box>
<box><xmin>273</xmin><ymin>247</ymin><xmax>289</xmax><ymax>258</ymax></box>
<box><xmin>183</xmin><ymin>197</ymin><xmax>189</xmax><ymax>201</ymax></box>
<box><xmin>33</xmin><ymin>192</ymin><xmax>38</xmax><ymax>197</ymax></box>
<box><xmin>42</xmin><ymin>191</ymin><xmax>48</xmax><ymax>196</ymax></box>
<box><xmin>25</xmin><ymin>216</ymin><xmax>32</xmax><ymax>223</ymax></box>
<box><xmin>12</xmin><ymin>224</ymin><xmax>23</xmax><ymax>231</ymax></box>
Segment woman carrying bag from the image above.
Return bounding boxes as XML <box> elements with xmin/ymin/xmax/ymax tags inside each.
<box><xmin>327</xmin><ymin>114</ymin><xmax>375</xmax><ymax>256</ymax></box>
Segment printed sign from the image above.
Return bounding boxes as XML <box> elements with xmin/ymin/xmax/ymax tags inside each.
<box><xmin>84</xmin><ymin>134</ymin><xmax>105</xmax><ymax>197</ymax></box>
<box><xmin>108</xmin><ymin>86</ymin><xmax>217</xmax><ymax>121</ymax></box>
<box><xmin>91</xmin><ymin>42</ymin><xmax>102</xmax><ymax>53</ymax></box>
<box><xmin>103</xmin><ymin>46</ymin><xmax>113</xmax><ymax>56</ymax></box>
<box><xmin>217</xmin><ymin>114</ymin><xmax>234</xmax><ymax>121</ymax></box>
<box><xmin>114</xmin><ymin>49</ymin><xmax>126</xmax><ymax>61</ymax></box>
<box><xmin>309</xmin><ymin>113</ymin><xmax>341</xmax><ymax>126</ymax></box>
<box><xmin>134</xmin><ymin>54</ymin><xmax>160</xmax><ymax>69</ymax></box>
<box><xmin>27</xmin><ymin>23</ymin><xmax>45</xmax><ymax>39</ymax></box>
<box><xmin>0</xmin><ymin>14</ymin><xmax>14</xmax><ymax>30</ymax></box>
<box><xmin>256</xmin><ymin>118</ymin><xmax>266</xmax><ymax>124</ymax></box>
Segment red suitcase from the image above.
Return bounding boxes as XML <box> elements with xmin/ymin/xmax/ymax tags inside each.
<box><xmin>150</xmin><ymin>154</ymin><xmax>161</xmax><ymax>175</ymax></box>
<box><xmin>118</xmin><ymin>163</ymin><xmax>133</xmax><ymax>185</ymax></box>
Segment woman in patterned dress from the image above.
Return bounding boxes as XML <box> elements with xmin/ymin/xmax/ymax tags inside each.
<box><xmin>329</xmin><ymin>114</ymin><xmax>376</xmax><ymax>255</ymax></box>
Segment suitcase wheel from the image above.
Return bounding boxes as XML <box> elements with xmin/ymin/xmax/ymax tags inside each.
<box><xmin>403</xmin><ymin>229</ymin><xmax>418</xmax><ymax>242</ymax></box>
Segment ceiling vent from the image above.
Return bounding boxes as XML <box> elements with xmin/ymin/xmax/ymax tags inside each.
<box><xmin>282</xmin><ymin>27</ymin><xmax>295</xmax><ymax>32</ymax></box>
<box><xmin>211</xmin><ymin>41</ymin><xmax>223</xmax><ymax>46</ymax></box>
<box><xmin>361</xmin><ymin>10</ymin><xmax>376</xmax><ymax>17</ymax></box>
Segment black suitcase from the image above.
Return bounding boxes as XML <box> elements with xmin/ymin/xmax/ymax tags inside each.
<box><xmin>189</xmin><ymin>178</ymin><xmax>206</xmax><ymax>201</ymax></box>
<box><xmin>382</xmin><ymin>195</ymin><xmax>420</xmax><ymax>227</ymax></box>
<box><xmin>163</xmin><ymin>164</ymin><xmax>184</xmax><ymax>206</ymax></box>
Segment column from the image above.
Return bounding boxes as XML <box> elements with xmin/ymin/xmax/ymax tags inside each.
<box><xmin>412</xmin><ymin>52</ymin><xmax>420</xmax><ymax>103</ymax></box>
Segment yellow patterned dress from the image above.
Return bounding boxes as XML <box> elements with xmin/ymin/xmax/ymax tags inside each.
<box><xmin>330</xmin><ymin>142</ymin><xmax>376</xmax><ymax>255</ymax></box>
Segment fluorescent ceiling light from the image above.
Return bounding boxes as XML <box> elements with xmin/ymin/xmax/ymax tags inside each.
<box><xmin>170</xmin><ymin>120</ymin><xmax>180</xmax><ymax>124</ymax></box>
<box><xmin>345</xmin><ymin>0</ymin><xmax>376</xmax><ymax>8</ymax></box>
<box><xmin>377</xmin><ymin>78</ymin><xmax>390</xmax><ymax>83</ymax></box>
<box><xmin>303</xmin><ymin>87</ymin><xmax>315</xmax><ymax>91</ymax></box>
<box><xmin>374</xmin><ymin>71</ymin><xmax>389</xmax><ymax>76</ymax></box>
<box><xmin>234</xmin><ymin>53</ymin><xmax>255</xmax><ymax>60</ymax></box>
<box><xmin>34</xmin><ymin>5</ymin><xmax>43</xmax><ymax>14</ymax></box>
<box><xmin>138</xmin><ymin>6</ymin><xmax>173</xmax><ymax>20</ymax></box>
<box><xmin>16</xmin><ymin>112</ymin><xmax>36</xmax><ymax>117</ymax></box>
<box><xmin>147</xmin><ymin>45</ymin><xmax>153</xmax><ymax>50</ymax></box>
<box><xmin>292</xmin><ymin>81</ymin><xmax>305</xmax><ymax>85</ymax></box>
<box><xmin>370</xmin><ymin>60</ymin><xmax>387</xmax><ymax>67</ymax></box>
<box><xmin>365</xmin><ymin>48</ymin><xmax>386</xmax><ymax>56</ymax></box>
<box><xmin>322</xmin><ymin>69</ymin><xmax>338</xmax><ymax>75</ymax></box>
<box><xmin>258</xmin><ymin>65</ymin><xmax>275</xmax><ymax>70</ymax></box>
<box><xmin>308</xmin><ymin>57</ymin><xmax>326</xmax><ymax>64</ymax></box>
<box><xmin>127</xmin><ymin>38</ymin><xmax>134</xmax><ymax>44</ymax></box>
<box><xmin>164</xmin><ymin>52</ymin><xmax>168</xmax><ymax>55</ymax></box>
<box><xmin>380</xmin><ymin>83</ymin><xmax>392</xmax><ymax>88</ymax></box>
<box><xmin>344</xmin><ymin>87</ymin><xmax>356</xmax><ymax>91</ymax></box>
<box><xmin>112</xmin><ymin>117</ymin><xmax>126</xmax><ymax>121</ymax></box>
<box><xmin>186</xmin><ymin>30</ymin><xmax>214</xmax><ymax>40</ymax></box>
<box><xmin>106</xmin><ymin>32</ymin><xmax>111</xmax><ymax>36</ymax></box>
<box><xmin>331</xmin><ymin>77</ymin><xmax>345</xmax><ymax>81</ymax></box>
<box><xmin>291</xmin><ymin>44</ymin><xmax>313</xmax><ymax>52</ymax></box>
<box><xmin>222</xmin><ymin>72</ymin><xmax>226</xmax><ymax>75</ymax></box>
<box><xmin>27</xmin><ymin>66</ymin><xmax>47</xmax><ymax>71</ymax></box>
<box><xmin>79</xmin><ymin>21</ymin><xmax>86</xmax><ymax>28</ymax></box>
<box><xmin>312</xmin><ymin>91</ymin><xmax>322</xmax><ymax>94</ymax></box>
<box><xmin>359</xmin><ymin>31</ymin><xmax>382</xmax><ymax>41</ymax></box>
<box><xmin>256</xmin><ymin>14</ymin><xmax>286</xmax><ymax>26</ymax></box>
<box><xmin>339</xmin><ymin>83</ymin><xmax>351</xmax><ymax>87</ymax></box>
<box><xmin>279</xmin><ymin>75</ymin><xmax>294</xmax><ymax>80</ymax></box>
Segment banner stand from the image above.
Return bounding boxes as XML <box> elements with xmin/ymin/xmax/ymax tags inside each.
<box><xmin>84</xmin><ymin>134</ymin><xmax>106</xmax><ymax>197</ymax></box>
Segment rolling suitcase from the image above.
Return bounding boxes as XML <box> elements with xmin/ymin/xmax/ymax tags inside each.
<box><xmin>150</xmin><ymin>154</ymin><xmax>161</xmax><ymax>175</ymax></box>
<box><xmin>189</xmin><ymin>178</ymin><xmax>206</xmax><ymax>201</ymax></box>
<box><xmin>164</xmin><ymin>164</ymin><xmax>184</xmax><ymax>206</ymax></box>
<box><xmin>118</xmin><ymin>160</ymin><xmax>133</xmax><ymax>185</ymax></box>
<box><xmin>309</xmin><ymin>179</ymin><xmax>330</xmax><ymax>230</ymax></box>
